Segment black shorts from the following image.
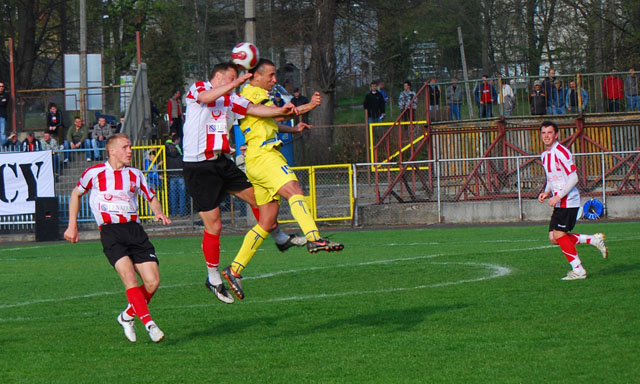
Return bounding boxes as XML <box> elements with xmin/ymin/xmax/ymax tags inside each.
<box><xmin>183</xmin><ymin>156</ymin><xmax>252</xmax><ymax>212</ymax></box>
<box><xmin>100</xmin><ymin>221</ymin><xmax>158</xmax><ymax>267</ymax></box>
<box><xmin>549</xmin><ymin>207</ymin><xmax>580</xmax><ymax>233</ymax></box>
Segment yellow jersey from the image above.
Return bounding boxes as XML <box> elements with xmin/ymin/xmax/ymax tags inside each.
<box><xmin>239</xmin><ymin>84</ymin><xmax>282</xmax><ymax>156</ymax></box>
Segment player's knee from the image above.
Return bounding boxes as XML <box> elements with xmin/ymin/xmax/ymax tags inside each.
<box><xmin>260</xmin><ymin>220</ymin><xmax>278</xmax><ymax>233</ymax></box>
<box><xmin>145</xmin><ymin>277</ymin><xmax>160</xmax><ymax>294</ymax></box>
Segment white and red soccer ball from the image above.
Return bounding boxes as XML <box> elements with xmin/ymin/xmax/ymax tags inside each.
<box><xmin>231</xmin><ymin>42</ymin><xmax>259</xmax><ymax>70</ymax></box>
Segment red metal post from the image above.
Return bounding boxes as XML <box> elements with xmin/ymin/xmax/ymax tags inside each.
<box><xmin>136</xmin><ymin>31</ymin><xmax>141</xmax><ymax>65</ymax></box>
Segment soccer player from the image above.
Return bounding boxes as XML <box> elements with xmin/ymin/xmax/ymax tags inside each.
<box><xmin>538</xmin><ymin>121</ymin><xmax>608</xmax><ymax>280</ymax></box>
<box><xmin>222</xmin><ymin>59</ymin><xmax>344</xmax><ymax>300</ymax></box>
<box><xmin>63</xmin><ymin>133</ymin><xmax>171</xmax><ymax>343</ymax></box>
<box><xmin>183</xmin><ymin>62</ymin><xmax>304</xmax><ymax>304</ymax></box>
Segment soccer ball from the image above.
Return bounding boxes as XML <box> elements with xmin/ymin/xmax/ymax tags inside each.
<box><xmin>231</xmin><ymin>42</ymin><xmax>259</xmax><ymax>70</ymax></box>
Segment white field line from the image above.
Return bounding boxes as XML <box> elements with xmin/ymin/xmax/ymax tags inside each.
<box><xmin>0</xmin><ymin>251</ymin><xmax>510</xmax><ymax>314</ymax></box>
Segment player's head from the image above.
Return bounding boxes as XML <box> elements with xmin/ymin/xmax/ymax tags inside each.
<box><xmin>249</xmin><ymin>59</ymin><xmax>277</xmax><ymax>91</ymax></box>
<box><xmin>210</xmin><ymin>62</ymin><xmax>240</xmax><ymax>87</ymax></box>
<box><xmin>106</xmin><ymin>133</ymin><xmax>132</xmax><ymax>165</ymax></box>
<box><xmin>540</xmin><ymin>121</ymin><xmax>559</xmax><ymax>148</ymax></box>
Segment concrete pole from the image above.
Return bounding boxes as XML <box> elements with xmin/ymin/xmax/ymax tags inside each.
<box><xmin>458</xmin><ymin>27</ymin><xmax>474</xmax><ymax>119</ymax></box>
<box><xmin>244</xmin><ymin>0</ymin><xmax>256</xmax><ymax>43</ymax></box>
<box><xmin>79</xmin><ymin>0</ymin><xmax>88</xmax><ymax>124</ymax></box>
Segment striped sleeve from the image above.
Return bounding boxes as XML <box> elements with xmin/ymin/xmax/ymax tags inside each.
<box><xmin>77</xmin><ymin>164</ymin><xmax>104</xmax><ymax>194</ymax></box>
<box><xmin>186</xmin><ymin>81</ymin><xmax>208</xmax><ymax>104</ymax></box>
<box><xmin>230</xmin><ymin>94</ymin><xmax>251</xmax><ymax>118</ymax></box>
<box><xmin>556</xmin><ymin>145</ymin><xmax>577</xmax><ymax>175</ymax></box>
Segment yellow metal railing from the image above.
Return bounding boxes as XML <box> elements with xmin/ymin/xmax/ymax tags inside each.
<box><xmin>131</xmin><ymin>144</ymin><xmax>168</xmax><ymax>220</ymax></box>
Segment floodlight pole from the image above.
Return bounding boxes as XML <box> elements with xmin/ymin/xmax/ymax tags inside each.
<box><xmin>458</xmin><ymin>27</ymin><xmax>474</xmax><ymax>119</ymax></box>
<box><xmin>79</xmin><ymin>0</ymin><xmax>88</xmax><ymax>124</ymax></box>
<box><xmin>245</xmin><ymin>0</ymin><xmax>256</xmax><ymax>43</ymax></box>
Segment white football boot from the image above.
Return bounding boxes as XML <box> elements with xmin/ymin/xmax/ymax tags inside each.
<box><xmin>561</xmin><ymin>269</ymin><xmax>587</xmax><ymax>281</ymax></box>
<box><xmin>146</xmin><ymin>323</ymin><xmax>165</xmax><ymax>343</ymax></box>
<box><xmin>592</xmin><ymin>233</ymin><xmax>608</xmax><ymax>259</ymax></box>
<box><xmin>117</xmin><ymin>313</ymin><xmax>137</xmax><ymax>342</ymax></box>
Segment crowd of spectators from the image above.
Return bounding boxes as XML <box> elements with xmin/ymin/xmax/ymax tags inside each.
<box><xmin>363</xmin><ymin>68</ymin><xmax>640</xmax><ymax>124</ymax></box>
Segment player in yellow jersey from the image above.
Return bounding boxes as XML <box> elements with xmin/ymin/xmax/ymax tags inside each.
<box><xmin>222</xmin><ymin>58</ymin><xmax>343</xmax><ymax>300</ymax></box>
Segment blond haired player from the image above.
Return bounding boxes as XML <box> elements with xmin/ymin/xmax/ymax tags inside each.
<box><xmin>222</xmin><ymin>59</ymin><xmax>344</xmax><ymax>301</ymax></box>
<box><xmin>538</xmin><ymin>121</ymin><xmax>608</xmax><ymax>280</ymax></box>
<box><xmin>64</xmin><ymin>133</ymin><xmax>171</xmax><ymax>342</ymax></box>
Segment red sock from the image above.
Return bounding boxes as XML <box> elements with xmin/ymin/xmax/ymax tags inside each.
<box><xmin>557</xmin><ymin>234</ymin><xmax>578</xmax><ymax>264</ymax></box>
<box><xmin>251</xmin><ymin>206</ymin><xmax>260</xmax><ymax>221</ymax></box>
<box><xmin>125</xmin><ymin>284</ymin><xmax>154</xmax><ymax>317</ymax></box>
<box><xmin>125</xmin><ymin>287</ymin><xmax>153</xmax><ymax>325</ymax></box>
<box><xmin>203</xmin><ymin>231</ymin><xmax>220</xmax><ymax>268</ymax></box>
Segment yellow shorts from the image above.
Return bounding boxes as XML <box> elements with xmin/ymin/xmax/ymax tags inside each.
<box><xmin>245</xmin><ymin>150</ymin><xmax>298</xmax><ymax>206</ymax></box>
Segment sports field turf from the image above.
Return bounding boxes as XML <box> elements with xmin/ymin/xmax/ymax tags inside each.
<box><xmin>1</xmin><ymin>221</ymin><xmax>639</xmax><ymax>383</ymax></box>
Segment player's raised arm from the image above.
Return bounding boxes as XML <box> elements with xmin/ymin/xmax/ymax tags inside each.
<box><xmin>247</xmin><ymin>102</ymin><xmax>297</xmax><ymax>118</ymax></box>
<box><xmin>197</xmin><ymin>73</ymin><xmax>253</xmax><ymax>104</ymax></box>
<box><xmin>290</xmin><ymin>92</ymin><xmax>322</xmax><ymax>115</ymax></box>
<box><xmin>63</xmin><ymin>187</ymin><xmax>82</xmax><ymax>243</ymax></box>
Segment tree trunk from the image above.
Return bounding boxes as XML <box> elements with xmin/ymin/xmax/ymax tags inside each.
<box><xmin>307</xmin><ymin>0</ymin><xmax>336</xmax><ymax>165</ymax></box>
<box><xmin>16</xmin><ymin>1</ymin><xmax>38</xmax><ymax>89</ymax></box>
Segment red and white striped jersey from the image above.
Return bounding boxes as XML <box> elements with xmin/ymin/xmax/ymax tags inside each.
<box><xmin>183</xmin><ymin>81</ymin><xmax>250</xmax><ymax>162</ymax></box>
<box><xmin>76</xmin><ymin>162</ymin><xmax>155</xmax><ymax>226</ymax></box>
<box><xmin>541</xmin><ymin>141</ymin><xmax>580</xmax><ymax>208</ymax></box>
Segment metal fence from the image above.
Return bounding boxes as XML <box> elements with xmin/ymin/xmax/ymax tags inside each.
<box><xmin>391</xmin><ymin>71</ymin><xmax>640</xmax><ymax>124</ymax></box>
<box><xmin>352</xmin><ymin>150</ymin><xmax>640</xmax><ymax>225</ymax></box>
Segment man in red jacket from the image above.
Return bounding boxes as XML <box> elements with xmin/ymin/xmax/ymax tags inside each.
<box><xmin>603</xmin><ymin>69</ymin><xmax>624</xmax><ymax>112</ymax></box>
<box><xmin>167</xmin><ymin>90</ymin><xmax>183</xmax><ymax>141</ymax></box>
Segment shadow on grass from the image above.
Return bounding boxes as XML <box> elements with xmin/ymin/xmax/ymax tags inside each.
<box><xmin>596</xmin><ymin>262</ymin><xmax>640</xmax><ymax>276</ymax></box>
<box><xmin>294</xmin><ymin>304</ymin><xmax>471</xmax><ymax>336</ymax></box>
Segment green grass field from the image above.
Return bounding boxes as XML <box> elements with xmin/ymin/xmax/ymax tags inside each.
<box><xmin>2</xmin><ymin>222</ymin><xmax>639</xmax><ymax>383</ymax></box>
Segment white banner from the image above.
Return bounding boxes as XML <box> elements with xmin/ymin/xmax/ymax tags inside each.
<box><xmin>0</xmin><ymin>151</ymin><xmax>55</xmax><ymax>215</ymax></box>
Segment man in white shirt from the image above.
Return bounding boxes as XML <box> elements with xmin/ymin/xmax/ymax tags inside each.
<box><xmin>538</xmin><ymin>121</ymin><xmax>608</xmax><ymax>280</ymax></box>
<box><xmin>64</xmin><ymin>133</ymin><xmax>171</xmax><ymax>342</ymax></box>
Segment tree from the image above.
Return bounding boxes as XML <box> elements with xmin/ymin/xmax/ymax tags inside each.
<box><xmin>306</xmin><ymin>0</ymin><xmax>338</xmax><ymax>165</ymax></box>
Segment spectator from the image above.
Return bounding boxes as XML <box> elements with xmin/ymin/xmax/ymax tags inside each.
<box><xmin>0</xmin><ymin>81</ymin><xmax>9</xmax><ymax>146</ymax></box>
<box><xmin>603</xmin><ymin>69</ymin><xmax>624</xmax><ymax>112</ymax></box>
<box><xmin>144</xmin><ymin>150</ymin><xmax>162</xmax><ymax>192</ymax></box>
<box><xmin>625</xmin><ymin>68</ymin><xmax>639</xmax><ymax>112</ymax></box>
<box><xmin>530</xmin><ymin>80</ymin><xmax>547</xmax><ymax>115</ymax></box>
<box><xmin>377</xmin><ymin>80</ymin><xmax>389</xmax><ymax>109</ymax></box>
<box><xmin>116</xmin><ymin>114</ymin><xmax>125</xmax><ymax>133</ymax></box>
<box><xmin>446</xmin><ymin>78</ymin><xmax>463</xmax><ymax>120</ymax></box>
<box><xmin>474</xmin><ymin>75</ymin><xmax>498</xmax><ymax>118</ymax></box>
<box><xmin>165</xmin><ymin>133</ymin><xmax>187</xmax><ymax>216</ymax></box>
<box><xmin>41</xmin><ymin>131</ymin><xmax>61</xmax><ymax>179</ymax></box>
<box><xmin>500</xmin><ymin>79</ymin><xmax>515</xmax><ymax>117</ymax></box>
<box><xmin>363</xmin><ymin>81</ymin><xmax>386</xmax><ymax>124</ymax></box>
<box><xmin>398</xmin><ymin>80</ymin><xmax>418</xmax><ymax>121</ymax></box>
<box><xmin>272</xmin><ymin>93</ymin><xmax>285</xmax><ymax>107</ymax></box>
<box><xmin>565</xmin><ymin>81</ymin><xmax>589</xmax><ymax>114</ymax></box>
<box><xmin>45</xmin><ymin>102</ymin><xmax>65</xmax><ymax>143</ymax></box>
<box><xmin>427</xmin><ymin>77</ymin><xmax>441</xmax><ymax>111</ymax></box>
<box><xmin>291</xmin><ymin>88</ymin><xmax>309</xmax><ymax>124</ymax></box>
<box><xmin>549</xmin><ymin>80</ymin><xmax>566</xmax><ymax>115</ymax></box>
<box><xmin>541</xmin><ymin>69</ymin><xmax>557</xmax><ymax>114</ymax></box>
<box><xmin>167</xmin><ymin>90</ymin><xmax>183</xmax><ymax>141</ymax></box>
<box><xmin>64</xmin><ymin>116</ymin><xmax>92</xmax><ymax>162</ymax></box>
<box><xmin>2</xmin><ymin>132</ymin><xmax>21</xmax><ymax>152</ymax></box>
<box><xmin>91</xmin><ymin>116</ymin><xmax>113</xmax><ymax>161</ymax></box>
<box><xmin>21</xmin><ymin>132</ymin><xmax>42</xmax><ymax>152</ymax></box>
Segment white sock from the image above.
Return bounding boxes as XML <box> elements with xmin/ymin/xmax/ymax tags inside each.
<box><xmin>573</xmin><ymin>263</ymin><xmax>586</xmax><ymax>274</ymax></box>
<box><xmin>145</xmin><ymin>321</ymin><xmax>156</xmax><ymax>331</ymax></box>
<box><xmin>271</xmin><ymin>226</ymin><xmax>290</xmax><ymax>245</ymax></box>
<box><xmin>121</xmin><ymin>305</ymin><xmax>135</xmax><ymax>321</ymax></box>
<box><xmin>575</xmin><ymin>234</ymin><xmax>594</xmax><ymax>244</ymax></box>
<box><xmin>207</xmin><ymin>266</ymin><xmax>223</xmax><ymax>285</ymax></box>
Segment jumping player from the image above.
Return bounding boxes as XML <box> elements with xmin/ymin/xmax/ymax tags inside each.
<box><xmin>64</xmin><ymin>133</ymin><xmax>171</xmax><ymax>342</ymax></box>
<box><xmin>538</xmin><ymin>121</ymin><xmax>608</xmax><ymax>280</ymax></box>
<box><xmin>183</xmin><ymin>62</ymin><xmax>305</xmax><ymax>304</ymax></box>
<box><xmin>222</xmin><ymin>59</ymin><xmax>344</xmax><ymax>300</ymax></box>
